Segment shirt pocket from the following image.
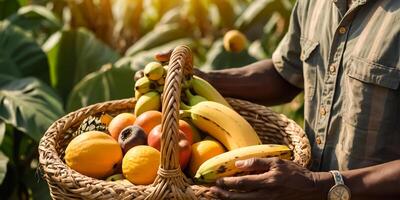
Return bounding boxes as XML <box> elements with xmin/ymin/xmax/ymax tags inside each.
<box><xmin>300</xmin><ymin>37</ymin><xmax>319</xmax><ymax>101</ymax></box>
<box><xmin>343</xmin><ymin>56</ymin><xmax>400</xmax><ymax>129</ymax></box>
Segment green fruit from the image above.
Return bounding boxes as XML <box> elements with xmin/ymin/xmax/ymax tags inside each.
<box><xmin>106</xmin><ymin>174</ymin><xmax>124</xmax><ymax>181</ymax></box>
<box><xmin>135</xmin><ymin>77</ymin><xmax>156</xmax><ymax>94</ymax></box>
<box><xmin>144</xmin><ymin>62</ymin><xmax>164</xmax><ymax>81</ymax></box>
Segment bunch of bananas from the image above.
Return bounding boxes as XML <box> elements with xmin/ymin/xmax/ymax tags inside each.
<box><xmin>133</xmin><ymin>56</ymin><xmax>292</xmax><ymax>183</ymax></box>
<box><xmin>134</xmin><ymin>62</ymin><xmax>166</xmax><ymax>116</ymax></box>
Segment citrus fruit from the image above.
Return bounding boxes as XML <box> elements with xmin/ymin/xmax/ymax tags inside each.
<box><xmin>189</xmin><ymin>139</ymin><xmax>225</xmax><ymax>176</ymax></box>
<box><xmin>122</xmin><ymin>145</ymin><xmax>160</xmax><ymax>185</ymax></box>
<box><xmin>65</xmin><ymin>131</ymin><xmax>123</xmax><ymax>179</ymax></box>
<box><xmin>223</xmin><ymin>30</ymin><xmax>248</xmax><ymax>53</ymax></box>
<box><xmin>133</xmin><ymin>110</ymin><xmax>162</xmax><ymax>135</ymax></box>
<box><xmin>109</xmin><ymin>113</ymin><xmax>136</xmax><ymax>140</ymax></box>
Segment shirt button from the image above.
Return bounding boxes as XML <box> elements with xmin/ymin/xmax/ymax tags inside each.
<box><xmin>320</xmin><ymin>106</ymin><xmax>327</xmax><ymax>116</ymax></box>
<box><xmin>316</xmin><ymin>136</ymin><xmax>322</xmax><ymax>145</ymax></box>
<box><xmin>329</xmin><ymin>64</ymin><xmax>336</xmax><ymax>73</ymax></box>
<box><xmin>339</xmin><ymin>26</ymin><xmax>347</xmax><ymax>34</ymax></box>
<box><xmin>300</xmin><ymin>52</ymin><xmax>305</xmax><ymax>60</ymax></box>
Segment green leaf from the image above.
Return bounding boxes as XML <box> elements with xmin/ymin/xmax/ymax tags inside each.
<box><xmin>0</xmin><ymin>121</ymin><xmax>4</xmax><ymax>145</ymax></box>
<box><xmin>0</xmin><ymin>22</ymin><xmax>50</xmax><ymax>83</ymax></box>
<box><xmin>0</xmin><ymin>76</ymin><xmax>64</xmax><ymax>142</ymax></box>
<box><xmin>0</xmin><ymin>151</ymin><xmax>8</xmax><ymax>184</ymax></box>
<box><xmin>235</xmin><ymin>0</ymin><xmax>288</xmax><ymax>38</ymax></box>
<box><xmin>118</xmin><ymin>38</ymin><xmax>195</xmax><ymax>70</ymax></box>
<box><xmin>125</xmin><ymin>23</ymin><xmax>191</xmax><ymax>56</ymax></box>
<box><xmin>66</xmin><ymin>65</ymin><xmax>135</xmax><ymax>112</ymax></box>
<box><xmin>7</xmin><ymin>5</ymin><xmax>62</xmax><ymax>45</ymax></box>
<box><xmin>0</xmin><ymin>0</ymin><xmax>20</xmax><ymax>20</ymax></box>
<box><xmin>202</xmin><ymin>40</ymin><xmax>257</xmax><ymax>70</ymax></box>
<box><xmin>45</xmin><ymin>28</ymin><xmax>120</xmax><ymax>99</ymax></box>
<box><xmin>22</xmin><ymin>167</ymin><xmax>51</xmax><ymax>200</ymax></box>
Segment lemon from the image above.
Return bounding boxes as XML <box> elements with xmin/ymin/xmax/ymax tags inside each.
<box><xmin>122</xmin><ymin>145</ymin><xmax>160</xmax><ymax>185</ymax></box>
<box><xmin>65</xmin><ymin>131</ymin><xmax>123</xmax><ymax>179</ymax></box>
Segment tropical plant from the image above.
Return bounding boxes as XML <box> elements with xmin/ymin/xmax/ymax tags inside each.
<box><xmin>0</xmin><ymin>0</ymin><xmax>302</xmax><ymax>199</ymax></box>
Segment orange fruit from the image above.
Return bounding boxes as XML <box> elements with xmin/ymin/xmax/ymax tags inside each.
<box><xmin>109</xmin><ymin>113</ymin><xmax>136</xmax><ymax>140</ymax></box>
<box><xmin>223</xmin><ymin>30</ymin><xmax>248</xmax><ymax>53</ymax></box>
<box><xmin>65</xmin><ymin>131</ymin><xmax>123</xmax><ymax>179</ymax></box>
<box><xmin>122</xmin><ymin>145</ymin><xmax>160</xmax><ymax>185</ymax></box>
<box><xmin>133</xmin><ymin>110</ymin><xmax>162</xmax><ymax>135</ymax></box>
<box><xmin>189</xmin><ymin>139</ymin><xmax>225</xmax><ymax>177</ymax></box>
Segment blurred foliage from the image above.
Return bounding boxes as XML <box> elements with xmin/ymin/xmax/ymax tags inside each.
<box><xmin>0</xmin><ymin>0</ymin><xmax>303</xmax><ymax>199</ymax></box>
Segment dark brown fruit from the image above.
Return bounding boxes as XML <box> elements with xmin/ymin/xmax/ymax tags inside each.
<box><xmin>118</xmin><ymin>125</ymin><xmax>147</xmax><ymax>153</ymax></box>
<box><xmin>134</xmin><ymin>70</ymin><xmax>145</xmax><ymax>82</ymax></box>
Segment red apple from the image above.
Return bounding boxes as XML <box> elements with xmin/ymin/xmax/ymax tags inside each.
<box><xmin>148</xmin><ymin>124</ymin><xmax>192</xmax><ymax>169</ymax></box>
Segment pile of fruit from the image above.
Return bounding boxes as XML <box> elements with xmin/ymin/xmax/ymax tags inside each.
<box><xmin>64</xmin><ymin>56</ymin><xmax>292</xmax><ymax>185</ymax></box>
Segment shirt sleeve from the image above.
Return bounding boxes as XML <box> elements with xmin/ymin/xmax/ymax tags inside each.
<box><xmin>272</xmin><ymin>1</ymin><xmax>304</xmax><ymax>89</ymax></box>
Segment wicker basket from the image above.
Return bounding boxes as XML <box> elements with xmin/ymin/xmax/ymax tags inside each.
<box><xmin>38</xmin><ymin>45</ymin><xmax>311</xmax><ymax>200</ymax></box>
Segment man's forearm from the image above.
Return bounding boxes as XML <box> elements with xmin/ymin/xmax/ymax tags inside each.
<box><xmin>316</xmin><ymin>160</ymin><xmax>400</xmax><ymax>199</ymax></box>
<box><xmin>198</xmin><ymin>59</ymin><xmax>302</xmax><ymax>106</ymax></box>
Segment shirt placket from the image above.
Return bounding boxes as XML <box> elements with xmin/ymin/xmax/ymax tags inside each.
<box><xmin>313</xmin><ymin>2</ymin><xmax>363</xmax><ymax>170</ymax></box>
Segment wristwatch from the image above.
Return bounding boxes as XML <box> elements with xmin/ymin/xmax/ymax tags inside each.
<box><xmin>327</xmin><ymin>170</ymin><xmax>351</xmax><ymax>200</ymax></box>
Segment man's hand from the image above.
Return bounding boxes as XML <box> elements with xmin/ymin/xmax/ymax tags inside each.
<box><xmin>210</xmin><ymin>158</ymin><xmax>332</xmax><ymax>200</ymax></box>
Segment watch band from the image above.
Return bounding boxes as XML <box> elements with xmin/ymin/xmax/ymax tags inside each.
<box><xmin>328</xmin><ymin>170</ymin><xmax>351</xmax><ymax>200</ymax></box>
<box><xmin>329</xmin><ymin>170</ymin><xmax>344</xmax><ymax>185</ymax></box>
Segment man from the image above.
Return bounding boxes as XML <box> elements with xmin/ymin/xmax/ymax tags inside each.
<box><xmin>191</xmin><ymin>0</ymin><xmax>400</xmax><ymax>199</ymax></box>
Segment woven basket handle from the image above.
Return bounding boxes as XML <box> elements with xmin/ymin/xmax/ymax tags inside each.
<box><xmin>146</xmin><ymin>46</ymin><xmax>196</xmax><ymax>200</ymax></box>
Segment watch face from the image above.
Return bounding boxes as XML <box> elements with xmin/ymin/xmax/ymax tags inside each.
<box><xmin>328</xmin><ymin>185</ymin><xmax>351</xmax><ymax>200</ymax></box>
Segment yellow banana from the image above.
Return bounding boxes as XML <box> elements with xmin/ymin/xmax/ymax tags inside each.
<box><xmin>134</xmin><ymin>89</ymin><xmax>141</xmax><ymax>100</ymax></box>
<box><xmin>134</xmin><ymin>91</ymin><xmax>161</xmax><ymax>116</ymax></box>
<box><xmin>191</xmin><ymin>75</ymin><xmax>231</xmax><ymax>108</ymax></box>
<box><xmin>135</xmin><ymin>76</ymin><xmax>156</xmax><ymax>94</ymax></box>
<box><xmin>194</xmin><ymin>144</ymin><xmax>292</xmax><ymax>183</ymax></box>
<box><xmin>181</xmin><ymin>101</ymin><xmax>261</xmax><ymax>150</ymax></box>
<box><xmin>144</xmin><ymin>62</ymin><xmax>164</xmax><ymax>81</ymax></box>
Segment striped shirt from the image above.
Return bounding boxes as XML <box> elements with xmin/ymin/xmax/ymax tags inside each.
<box><xmin>272</xmin><ymin>0</ymin><xmax>400</xmax><ymax>171</ymax></box>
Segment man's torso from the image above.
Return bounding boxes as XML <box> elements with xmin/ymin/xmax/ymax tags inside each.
<box><xmin>295</xmin><ymin>0</ymin><xmax>400</xmax><ymax>171</ymax></box>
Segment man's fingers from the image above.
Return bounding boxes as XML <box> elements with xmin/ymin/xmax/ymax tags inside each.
<box><xmin>154</xmin><ymin>49</ymin><xmax>173</xmax><ymax>62</ymax></box>
<box><xmin>235</xmin><ymin>157</ymin><xmax>278</xmax><ymax>171</ymax></box>
<box><xmin>210</xmin><ymin>186</ymin><xmax>273</xmax><ymax>200</ymax></box>
<box><xmin>216</xmin><ymin>173</ymin><xmax>274</xmax><ymax>191</ymax></box>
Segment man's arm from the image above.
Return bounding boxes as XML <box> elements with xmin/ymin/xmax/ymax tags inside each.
<box><xmin>195</xmin><ymin>59</ymin><xmax>302</xmax><ymax>106</ymax></box>
<box><xmin>319</xmin><ymin>159</ymin><xmax>400</xmax><ymax>200</ymax></box>
<box><xmin>210</xmin><ymin>158</ymin><xmax>400</xmax><ymax>200</ymax></box>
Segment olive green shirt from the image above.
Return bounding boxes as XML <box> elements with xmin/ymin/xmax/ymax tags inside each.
<box><xmin>272</xmin><ymin>0</ymin><xmax>400</xmax><ymax>171</ymax></box>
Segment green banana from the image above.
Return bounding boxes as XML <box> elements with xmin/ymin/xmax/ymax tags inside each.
<box><xmin>144</xmin><ymin>62</ymin><xmax>164</xmax><ymax>81</ymax></box>
<box><xmin>135</xmin><ymin>76</ymin><xmax>156</xmax><ymax>94</ymax></box>
<box><xmin>191</xmin><ymin>75</ymin><xmax>231</xmax><ymax>108</ymax></box>
<box><xmin>134</xmin><ymin>91</ymin><xmax>161</xmax><ymax>116</ymax></box>
<box><xmin>185</xmin><ymin>89</ymin><xmax>207</xmax><ymax>106</ymax></box>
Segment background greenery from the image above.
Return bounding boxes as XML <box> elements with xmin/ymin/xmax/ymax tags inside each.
<box><xmin>0</xmin><ymin>0</ymin><xmax>302</xmax><ymax>199</ymax></box>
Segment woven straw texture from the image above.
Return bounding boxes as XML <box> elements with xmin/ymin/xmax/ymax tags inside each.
<box><xmin>38</xmin><ymin>46</ymin><xmax>311</xmax><ymax>200</ymax></box>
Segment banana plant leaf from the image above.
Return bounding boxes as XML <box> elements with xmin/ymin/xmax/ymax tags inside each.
<box><xmin>201</xmin><ymin>39</ymin><xmax>257</xmax><ymax>71</ymax></box>
<box><xmin>0</xmin><ymin>22</ymin><xmax>50</xmax><ymax>83</ymax></box>
<box><xmin>7</xmin><ymin>5</ymin><xmax>62</xmax><ymax>45</ymax></box>
<box><xmin>125</xmin><ymin>23</ymin><xmax>191</xmax><ymax>56</ymax></box>
<box><xmin>0</xmin><ymin>75</ymin><xmax>64</xmax><ymax>142</ymax></box>
<box><xmin>235</xmin><ymin>0</ymin><xmax>290</xmax><ymax>39</ymax></box>
<box><xmin>44</xmin><ymin>28</ymin><xmax>120</xmax><ymax>99</ymax></box>
<box><xmin>0</xmin><ymin>0</ymin><xmax>20</xmax><ymax>20</ymax></box>
<box><xmin>66</xmin><ymin>65</ymin><xmax>135</xmax><ymax>112</ymax></box>
<box><xmin>118</xmin><ymin>38</ymin><xmax>195</xmax><ymax>70</ymax></box>
<box><xmin>0</xmin><ymin>122</ymin><xmax>6</xmax><ymax>185</ymax></box>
